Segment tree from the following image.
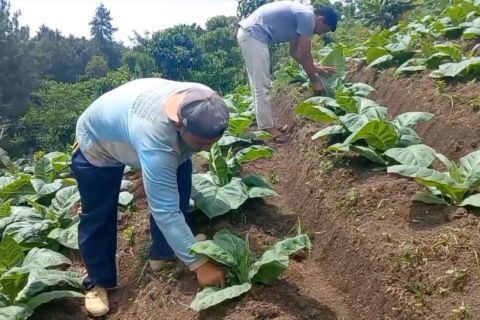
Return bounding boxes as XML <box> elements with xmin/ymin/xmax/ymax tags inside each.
<box><xmin>357</xmin><ymin>0</ymin><xmax>416</xmax><ymax>28</ymax></box>
<box><xmin>90</xmin><ymin>3</ymin><xmax>117</xmax><ymax>44</ymax></box>
<box><xmin>192</xmin><ymin>16</ymin><xmax>244</xmax><ymax>93</ymax></box>
<box><xmin>85</xmin><ymin>55</ymin><xmax>109</xmax><ymax>79</ymax></box>
<box><xmin>13</xmin><ymin>67</ymin><xmax>131</xmax><ymax>153</ymax></box>
<box><xmin>122</xmin><ymin>51</ymin><xmax>157</xmax><ymax>78</ymax></box>
<box><xmin>146</xmin><ymin>24</ymin><xmax>204</xmax><ymax>80</ymax></box>
<box><xmin>32</xmin><ymin>25</ymin><xmax>94</xmax><ymax>82</ymax></box>
<box><xmin>89</xmin><ymin>3</ymin><xmax>121</xmax><ymax>69</ymax></box>
<box><xmin>0</xmin><ymin>0</ymin><xmax>38</xmax><ymax>121</ymax></box>
<box><xmin>237</xmin><ymin>0</ymin><xmax>273</xmax><ymax>20</ymax></box>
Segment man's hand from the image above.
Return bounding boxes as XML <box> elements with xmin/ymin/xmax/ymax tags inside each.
<box><xmin>312</xmin><ymin>79</ymin><xmax>325</xmax><ymax>94</ymax></box>
<box><xmin>194</xmin><ymin>261</ymin><xmax>226</xmax><ymax>288</ymax></box>
<box><xmin>315</xmin><ymin>63</ymin><xmax>336</xmax><ymax>76</ymax></box>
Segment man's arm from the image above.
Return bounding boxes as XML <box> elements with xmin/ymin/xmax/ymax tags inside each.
<box><xmin>138</xmin><ymin>147</ymin><xmax>207</xmax><ymax>270</ymax></box>
<box><xmin>290</xmin><ymin>37</ymin><xmax>325</xmax><ymax>93</ymax></box>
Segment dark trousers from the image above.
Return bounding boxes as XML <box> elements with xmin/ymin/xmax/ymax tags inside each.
<box><xmin>71</xmin><ymin>149</ymin><xmax>193</xmax><ymax>289</ymax></box>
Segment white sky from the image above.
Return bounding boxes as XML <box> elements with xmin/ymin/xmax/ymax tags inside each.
<box><xmin>9</xmin><ymin>0</ymin><xmax>238</xmax><ymax>44</ymax></box>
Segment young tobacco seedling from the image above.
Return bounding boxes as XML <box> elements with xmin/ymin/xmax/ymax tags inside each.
<box><xmin>189</xmin><ymin>229</ymin><xmax>311</xmax><ymax>311</ymax></box>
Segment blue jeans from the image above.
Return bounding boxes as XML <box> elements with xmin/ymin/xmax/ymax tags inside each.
<box><xmin>72</xmin><ymin>149</ymin><xmax>193</xmax><ymax>289</ymax></box>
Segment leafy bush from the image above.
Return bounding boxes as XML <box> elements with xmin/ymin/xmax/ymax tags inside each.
<box><xmin>189</xmin><ymin>229</ymin><xmax>311</xmax><ymax>311</ymax></box>
<box><xmin>191</xmin><ymin>144</ymin><xmax>277</xmax><ymax>218</ymax></box>
<box><xmin>388</xmin><ymin>150</ymin><xmax>480</xmax><ymax>207</ymax></box>
<box><xmin>0</xmin><ymin>236</ymin><xmax>83</xmax><ymax>320</ymax></box>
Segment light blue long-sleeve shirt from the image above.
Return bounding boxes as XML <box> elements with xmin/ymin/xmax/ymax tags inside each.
<box><xmin>76</xmin><ymin>78</ymin><xmax>210</xmax><ymax>270</ymax></box>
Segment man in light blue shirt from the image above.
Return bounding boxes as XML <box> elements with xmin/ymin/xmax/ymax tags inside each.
<box><xmin>72</xmin><ymin>78</ymin><xmax>228</xmax><ymax>316</ymax></box>
<box><xmin>237</xmin><ymin>1</ymin><xmax>340</xmax><ymax>140</ymax></box>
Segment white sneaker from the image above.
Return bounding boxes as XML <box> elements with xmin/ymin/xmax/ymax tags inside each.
<box><xmin>195</xmin><ymin>233</ymin><xmax>207</xmax><ymax>242</ymax></box>
<box><xmin>85</xmin><ymin>286</ymin><xmax>109</xmax><ymax>317</ymax></box>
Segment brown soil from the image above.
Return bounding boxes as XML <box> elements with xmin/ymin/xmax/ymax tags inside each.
<box><xmin>32</xmin><ymin>66</ymin><xmax>480</xmax><ymax>320</ymax></box>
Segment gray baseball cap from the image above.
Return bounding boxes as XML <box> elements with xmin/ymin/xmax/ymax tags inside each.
<box><xmin>165</xmin><ymin>87</ymin><xmax>229</xmax><ymax>139</ymax></box>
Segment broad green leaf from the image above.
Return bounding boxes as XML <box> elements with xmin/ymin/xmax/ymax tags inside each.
<box><xmin>15</xmin><ymin>269</ymin><xmax>83</xmax><ymax>303</ymax></box>
<box><xmin>339</xmin><ymin>114</ymin><xmax>370</xmax><ymax>133</ymax></box>
<box><xmin>190</xmin><ymin>283</ymin><xmax>252</xmax><ymax>312</ymax></box>
<box><xmin>0</xmin><ymin>235</ymin><xmax>25</xmax><ymax>275</ymax></box>
<box><xmin>47</xmin><ymin>221</ymin><xmax>79</xmax><ymax>250</ymax></box>
<box><xmin>295</xmin><ymin>101</ymin><xmax>338</xmax><ymax>124</ymax></box>
<box><xmin>0</xmin><ymin>200</ymin><xmax>12</xmax><ymax>218</ymax></box>
<box><xmin>320</xmin><ymin>46</ymin><xmax>346</xmax><ymax>78</ymax></box>
<box><xmin>459</xmin><ymin>150</ymin><xmax>480</xmax><ymax>188</ymax></box>
<box><xmin>192</xmin><ymin>175</ymin><xmax>249</xmax><ymax>219</ymax></box>
<box><xmin>249</xmin><ymin>234</ymin><xmax>311</xmax><ymax>285</ymax></box>
<box><xmin>247</xmin><ymin>186</ymin><xmax>278</xmax><ymax>198</ymax></box>
<box><xmin>241</xmin><ymin>174</ymin><xmax>278</xmax><ymax>198</ymax></box>
<box><xmin>0</xmin><ymin>268</ymin><xmax>30</xmax><ymax>302</ymax></box>
<box><xmin>356</xmin><ymin>97</ymin><xmax>388</xmax><ymax>119</ymax></box>
<box><xmin>385</xmin><ymin>39</ymin><xmax>409</xmax><ymax>53</ymax></box>
<box><xmin>394</xmin><ymin>112</ymin><xmax>433</xmax><ymax>128</ymax></box>
<box><xmin>0</xmin><ymin>207</ymin><xmax>43</xmax><ymax>236</ymax></box>
<box><xmin>4</xmin><ymin>220</ymin><xmax>54</xmax><ymax>248</ymax></box>
<box><xmin>30</xmin><ymin>179</ymin><xmax>63</xmax><ymax>196</ymax></box>
<box><xmin>397</xmin><ymin>127</ymin><xmax>423</xmax><ymax>147</ymax></box>
<box><xmin>349</xmin><ymin>146</ymin><xmax>386</xmax><ymax>164</ymax></box>
<box><xmin>387</xmin><ymin>165</ymin><xmax>468</xmax><ymax>204</ymax></box>
<box><xmin>368</xmin><ymin>54</ymin><xmax>395</xmax><ymax>68</ymax></box>
<box><xmin>190</xmin><ymin>241</ymin><xmax>238</xmax><ymax>268</ymax></box>
<box><xmin>395</xmin><ymin>58</ymin><xmax>427</xmax><ymax>74</ymax></box>
<box><xmin>228</xmin><ymin>117</ymin><xmax>253</xmax><ymax>137</ymax></box>
<box><xmin>192</xmin><ymin>230</ymin><xmax>253</xmax><ymax>284</ymax></box>
<box><xmin>426</xmin><ymin>52</ymin><xmax>456</xmax><ymax>69</ymax></box>
<box><xmin>217</xmin><ymin>135</ymin><xmax>251</xmax><ymax>148</ymax></box>
<box><xmin>412</xmin><ymin>192</ymin><xmax>450</xmax><ymax>205</ymax></box>
<box><xmin>0</xmin><ymin>176</ymin><xmax>35</xmax><ymax>201</ymax></box>
<box><xmin>209</xmin><ymin>144</ymin><xmax>230</xmax><ymax>187</ymax></box>
<box><xmin>345</xmin><ymin>83</ymin><xmax>375</xmax><ymax>97</ymax></box>
<box><xmin>444</xmin><ymin>4</ymin><xmax>469</xmax><ymax>23</ymax></box>
<box><xmin>327</xmin><ymin>143</ymin><xmax>349</xmax><ymax>152</ymax></box>
<box><xmin>22</xmin><ymin>248</ymin><xmax>71</xmax><ymax>269</ymax></box>
<box><xmin>24</xmin><ymin>199</ymin><xmax>51</xmax><ymax>218</ymax></box>
<box><xmin>51</xmin><ymin>186</ymin><xmax>80</xmax><ymax>217</ymax></box>
<box><xmin>384</xmin><ymin>144</ymin><xmax>436</xmax><ymax>167</ymax></box>
<box><xmin>435</xmin><ymin>153</ymin><xmax>463</xmax><ymax>183</ymax></box>
<box><xmin>45</xmin><ymin>152</ymin><xmax>70</xmax><ymax>173</ymax></box>
<box><xmin>118</xmin><ymin>191</ymin><xmax>134</xmax><ymax>206</ymax></box>
<box><xmin>297</xmin><ymin>96</ymin><xmax>339</xmax><ymax>110</ymax></box>
<box><xmin>0</xmin><ymin>177</ymin><xmax>16</xmax><ymax>189</ymax></box>
<box><xmin>241</xmin><ymin>174</ymin><xmax>274</xmax><ymax>190</ymax></box>
<box><xmin>433</xmin><ymin>43</ymin><xmax>463</xmax><ymax>61</ymax></box>
<box><xmin>26</xmin><ymin>290</ymin><xmax>84</xmax><ymax>311</ymax></box>
<box><xmin>459</xmin><ymin>193</ymin><xmax>480</xmax><ymax>207</ymax></box>
<box><xmin>463</xmin><ymin>26</ymin><xmax>480</xmax><ymax>39</ymax></box>
<box><xmin>319</xmin><ymin>46</ymin><xmax>346</xmax><ymax>96</ymax></box>
<box><xmin>235</xmin><ymin>146</ymin><xmax>275</xmax><ymax>163</ymax></box>
<box><xmin>434</xmin><ymin>57</ymin><xmax>480</xmax><ymax>77</ymax></box>
<box><xmin>335</xmin><ymin>94</ymin><xmax>358</xmax><ymax>113</ymax></box>
<box><xmin>34</xmin><ymin>158</ymin><xmax>54</xmax><ymax>183</ymax></box>
<box><xmin>250</xmin><ymin>130</ymin><xmax>272</xmax><ymax>140</ymax></box>
<box><xmin>211</xmin><ymin>230</ymin><xmax>253</xmax><ymax>282</ymax></box>
<box><xmin>0</xmin><ymin>305</ymin><xmax>32</xmax><ymax>320</ymax></box>
<box><xmin>312</xmin><ymin>125</ymin><xmax>346</xmax><ymax>140</ymax></box>
<box><xmin>346</xmin><ymin>120</ymin><xmax>399</xmax><ymax>151</ymax></box>
<box><xmin>366</xmin><ymin>47</ymin><xmax>389</xmax><ymax>64</ymax></box>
